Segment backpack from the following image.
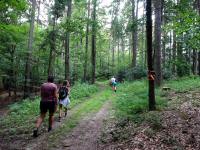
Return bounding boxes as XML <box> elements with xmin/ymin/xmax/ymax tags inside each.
<box><xmin>59</xmin><ymin>86</ymin><xmax>68</xmax><ymax>100</ymax></box>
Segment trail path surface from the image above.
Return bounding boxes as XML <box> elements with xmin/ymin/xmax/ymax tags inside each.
<box><xmin>23</xmin><ymin>101</ymin><xmax>111</xmax><ymax>150</ymax></box>
<box><xmin>55</xmin><ymin>101</ymin><xmax>111</xmax><ymax>150</ymax></box>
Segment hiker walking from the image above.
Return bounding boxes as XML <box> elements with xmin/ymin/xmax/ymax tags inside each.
<box><xmin>110</xmin><ymin>76</ymin><xmax>117</xmax><ymax>92</ymax></box>
<box><xmin>33</xmin><ymin>76</ymin><xmax>58</xmax><ymax>137</ymax></box>
<box><xmin>58</xmin><ymin>80</ymin><xmax>70</xmax><ymax>121</ymax></box>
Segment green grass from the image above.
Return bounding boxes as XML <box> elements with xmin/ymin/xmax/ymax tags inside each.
<box><xmin>112</xmin><ymin>80</ymin><xmax>166</xmax><ymax>123</ymax></box>
<box><xmin>112</xmin><ymin>76</ymin><xmax>200</xmax><ymax>125</ymax></box>
<box><xmin>0</xmin><ymin>83</ymin><xmax>99</xmax><ymax>136</ymax></box>
<box><xmin>163</xmin><ymin>75</ymin><xmax>200</xmax><ymax>92</ymax></box>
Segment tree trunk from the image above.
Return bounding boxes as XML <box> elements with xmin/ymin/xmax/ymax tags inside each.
<box><xmin>146</xmin><ymin>0</ymin><xmax>156</xmax><ymax>110</ymax></box>
<box><xmin>11</xmin><ymin>44</ymin><xmax>17</xmax><ymax>97</ymax></box>
<box><xmin>24</xmin><ymin>0</ymin><xmax>36</xmax><ymax>99</ymax></box>
<box><xmin>73</xmin><ymin>38</ymin><xmax>79</xmax><ymax>82</ymax></box>
<box><xmin>37</xmin><ymin>0</ymin><xmax>41</xmax><ymax>26</ymax></box>
<box><xmin>153</xmin><ymin>0</ymin><xmax>162</xmax><ymax>86</ymax></box>
<box><xmin>83</xmin><ymin>0</ymin><xmax>91</xmax><ymax>82</ymax></box>
<box><xmin>65</xmin><ymin>0</ymin><xmax>72</xmax><ymax>81</ymax></box>
<box><xmin>91</xmin><ymin>0</ymin><xmax>97</xmax><ymax>84</ymax></box>
<box><xmin>141</xmin><ymin>1</ymin><xmax>145</xmax><ymax>68</ymax></box>
<box><xmin>131</xmin><ymin>0</ymin><xmax>138</xmax><ymax>67</ymax></box>
<box><xmin>177</xmin><ymin>37</ymin><xmax>183</xmax><ymax>77</ymax></box>
<box><xmin>48</xmin><ymin>18</ymin><xmax>56</xmax><ymax>76</ymax></box>
<box><xmin>112</xmin><ymin>37</ymin><xmax>115</xmax><ymax>72</ymax></box>
<box><xmin>198</xmin><ymin>52</ymin><xmax>200</xmax><ymax>75</ymax></box>
<box><xmin>192</xmin><ymin>49</ymin><xmax>197</xmax><ymax>75</ymax></box>
<box><xmin>117</xmin><ymin>39</ymin><xmax>120</xmax><ymax>70</ymax></box>
<box><xmin>172</xmin><ymin>31</ymin><xmax>176</xmax><ymax>74</ymax></box>
<box><xmin>197</xmin><ymin>0</ymin><xmax>200</xmax><ymax>75</ymax></box>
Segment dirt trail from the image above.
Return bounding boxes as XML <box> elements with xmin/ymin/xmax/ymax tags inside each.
<box><xmin>24</xmin><ymin>106</ymin><xmax>78</xmax><ymax>150</ymax></box>
<box><xmin>23</xmin><ymin>101</ymin><xmax>111</xmax><ymax>150</ymax></box>
<box><xmin>55</xmin><ymin>101</ymin><xmax>111</xmax><ymax>150</ymax></box>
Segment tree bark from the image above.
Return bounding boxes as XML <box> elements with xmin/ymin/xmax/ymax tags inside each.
<box><xmin>153</xmin><ymin>0</ymin><xmax>162</xmax><ymax>86</ymax></box>
<box><xmin>131</xmin><ymin>0</ymin><xmax>138</xmax><ymax>67</ymax></box>
<box><xmin>65</xmin><ymin>0</ymin><xmax>72</xmax><ymax>81</ymax></box>
<box><xmin>24</xmin><ymin>0</ymin><xmax>36</xmax><ymax>98</ymax></box>
<box><xmin>91</xmin><ymin>0</ymin><xmax>97</xmax><ymax>84</ymax></box>
<box><xmin>146</xmin><ymin>0</ymin><xmax>156</xmax><ymax>110</ymax></box>
<box><xmin>83</xmin><ymin>0</ymin><xmax>91</xmax><ymax>82</ymax></box>
<box><xmin>192</xmin><ymin>49</ymin><xmax>197</xmax><ymax>75</ymax></box>
<box><xmin>197</xmin><ymin>0</ymin><xmax>200</xmax><ymax>75</ymax></box>
<box><xmin>172</xmin><ymin>31</ymin><xmax>176</xmax><ymax>74</ymax></box>
<box><xmin>48</xmin><ymin>18</ymin><xmax>56</xmax><ymax>76</ymax></box>
<box><xmin>37</xmin><ymin>0</ymin><xmax>41</xmax><ymax>26</ymax></box>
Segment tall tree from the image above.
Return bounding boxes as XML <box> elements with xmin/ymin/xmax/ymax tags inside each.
<box><xmin>153</xmin><ymin>0</ymin><xmax>162</xmax><ymax>86</ymax></box>
<box><xmin>146</xmin><ymin>0</ymin><xmax>156</xmax><ymax>110</ymax></box>
<box><xmin>131</xmin><ymin>0</ymin><xmax>139</xmax><ymax>67</ymax></box>
<box><xmin>83</xmin><ymin>0</ymin><xmax>91</xmax><ymax>82</ymax></box>
<box><xmin>48</xmin><ymin>0</ymin><xmax>65</xmax><ymax>76</ymax></box>
<box><xmin>47</xmin><ymin>17</ymin><xmax>56</xmax><ymax>76</ymax></box>
<box><xmin>172</xmin><ymin>30</ymin><xmax>176</xmax><ymax>74</ymax></box>
<box><xmin>91</xmin><ymin>0</ymin><xmax>97</xmax><ymax>84</ymax></box>
<box><xmin>65</xmin><ymin>0</ymin><xmax>72</xmax><ymax>81</ymax></box>
<box><xmin>24</xmin><ymin>0</ymin><xmax>36</xmax><ymax>98</ymax></box>
<box><xmin>197</xmin><ymin>0</ymin><xmax>200</xmax><ymax>75</ymax></box>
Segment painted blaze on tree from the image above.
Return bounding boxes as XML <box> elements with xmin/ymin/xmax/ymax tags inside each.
<box><xmin>146</xmin><ymin>0</ymin><xmax>156</xmax><ymax>110</ymax></box>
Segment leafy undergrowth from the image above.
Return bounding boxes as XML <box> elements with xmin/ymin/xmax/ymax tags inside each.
<box><xmin>99</xmin><ymin>76</ymin><xmax>200</xmax><ymax>150</ymax></box>
<box><xmin>163</xmin><ymin>75</ymin><xmax>200</xmax><ymax>92</ymax></box>
<box><xmin>113</xmin><ymin>80</ymin><xmax>166</xmax><ymax>123</ymax></box>
<box><xmin>0</xmin><ymin>83</ymin><xmax>99</xmax><ymax>143</ymax></box>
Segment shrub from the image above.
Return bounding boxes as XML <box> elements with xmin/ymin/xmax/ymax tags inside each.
<box><xmin>125</xmin><ymin>66</ymin><xmax>147</xmax><ymax>80</ymax></box>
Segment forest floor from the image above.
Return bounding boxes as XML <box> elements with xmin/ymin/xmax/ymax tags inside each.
<box><xmin>99</xmin><ymin>88</ymin><xmax>200</xmax><ymax>150</ymax></box>
<box><xmin>1</xmin><ymin>79</ymin><xmax>200</xmax><ymax>150</ymax></box>
<box><xmin>0</xmin><ymin>91</ymin><xmax>35</xmax><ymax>116</ymax></box>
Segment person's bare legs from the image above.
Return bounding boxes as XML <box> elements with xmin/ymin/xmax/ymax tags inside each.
<box><xmin>33</xmin><ymin>113</ymin><xmax>46</xmax><ymax>137</ymax></box>
<box><xmin>48</xmin><ymin>113</ymin><xmax>54</xmax><ymax>131</ymax></box>
<box><xmin>36</xmin><ymin>113</ymin><xmax>46</xmax><ymax>128</ymax></box>
<box><xmin>59</xmin><ymin>104</ymin><xmax>62</xmax><ymax>121</ymax></box>
<box><xmin>64</xmin><ymin>107</ymin><xmax>68</xmax><ymax>117</ymax></box>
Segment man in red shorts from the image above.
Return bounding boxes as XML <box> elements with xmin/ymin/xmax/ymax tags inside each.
<box><xmin>33</xmin><ymin>76</ymin><xmax>58</xmax><ymax>137</ymax></box>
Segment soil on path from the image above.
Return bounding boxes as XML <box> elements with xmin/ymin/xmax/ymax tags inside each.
<box><xmin>55</xmin><ymin>101</ymin><xmax>111</xmax><ymax>150</ymax></box>
<box><xmin>22</xmin><ymin>100</ymin><xmax>111</xmax><ymax>150</ymax></box>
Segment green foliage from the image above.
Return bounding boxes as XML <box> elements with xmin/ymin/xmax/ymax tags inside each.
<box><xmin>0</xmin><ymin>0</ymin><xmax>27</xmax><ymax>24</ymax></box>
<box><xmin>162</xmin><ymin>69</ymin><xmax>174</xmax><ymax>80</ymax></box>
<box><xmin>113</xmin><ymin>80</ymin><xmax>166</xmax><ymax>123</ymax></box>
<box><xmin>0</xmin><ymin>97</ymin><xmax>40</xmax><ymax>135</ymax></box>
<box><xmin>176</xmin><ymin>58</ymin><xmax>190</xmax><ymax>77</ymax></box>
<box><xmin>144</xmin><ymin>112</ymin><xmax>162</xmax><ymax>130</ymax></box>
<box><xmin>69</xmin><ymin>83</ymin><xmax>99</xmax><ymax>106</ymax></box>
<box><xmin>125</xmin><ymin>66</ymin><xmax>147</xmax><ymax>80</ymax></box>
<box><xmin>164</xmin><ymin>76</ymin><xmax>200</xmax><ymax>92</ymax></box>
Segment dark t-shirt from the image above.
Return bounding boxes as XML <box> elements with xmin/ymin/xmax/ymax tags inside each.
<box><xmin>41</xmin><ymin>82</ymin><xmax>57</xmax><ymax>101</ymax></box>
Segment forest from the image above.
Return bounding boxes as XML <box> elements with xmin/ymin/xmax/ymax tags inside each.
<box><xmin>1</xmin><ymin>0</ymin><xmax>200</xmax><ymax>149</ymax></box>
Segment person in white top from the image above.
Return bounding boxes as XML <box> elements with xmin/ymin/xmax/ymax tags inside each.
<box><xmin>111</xmin><ymin>76</ymin><xmax>116</xmax><ymax>83</ymax></box>
<box><xmin>110</xmin><ymin>76</ymin><xmax>117</xmax><ymax>92</ymax></box>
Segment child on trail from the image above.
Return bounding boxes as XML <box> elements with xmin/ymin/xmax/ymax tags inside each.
<box><xmin>58</xmin><ymin>80</ymin><xmax>70</xmax><ymax>121</ymax></box>
<box><xmin>110</xmin><ymin>76</ymin><xmax>117</xmax><ymax>92</ymax></box>
<box><xmin>33</xmin><ymin>76</ymin><xmax>58</xmax><ymax>137</ymax></box>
